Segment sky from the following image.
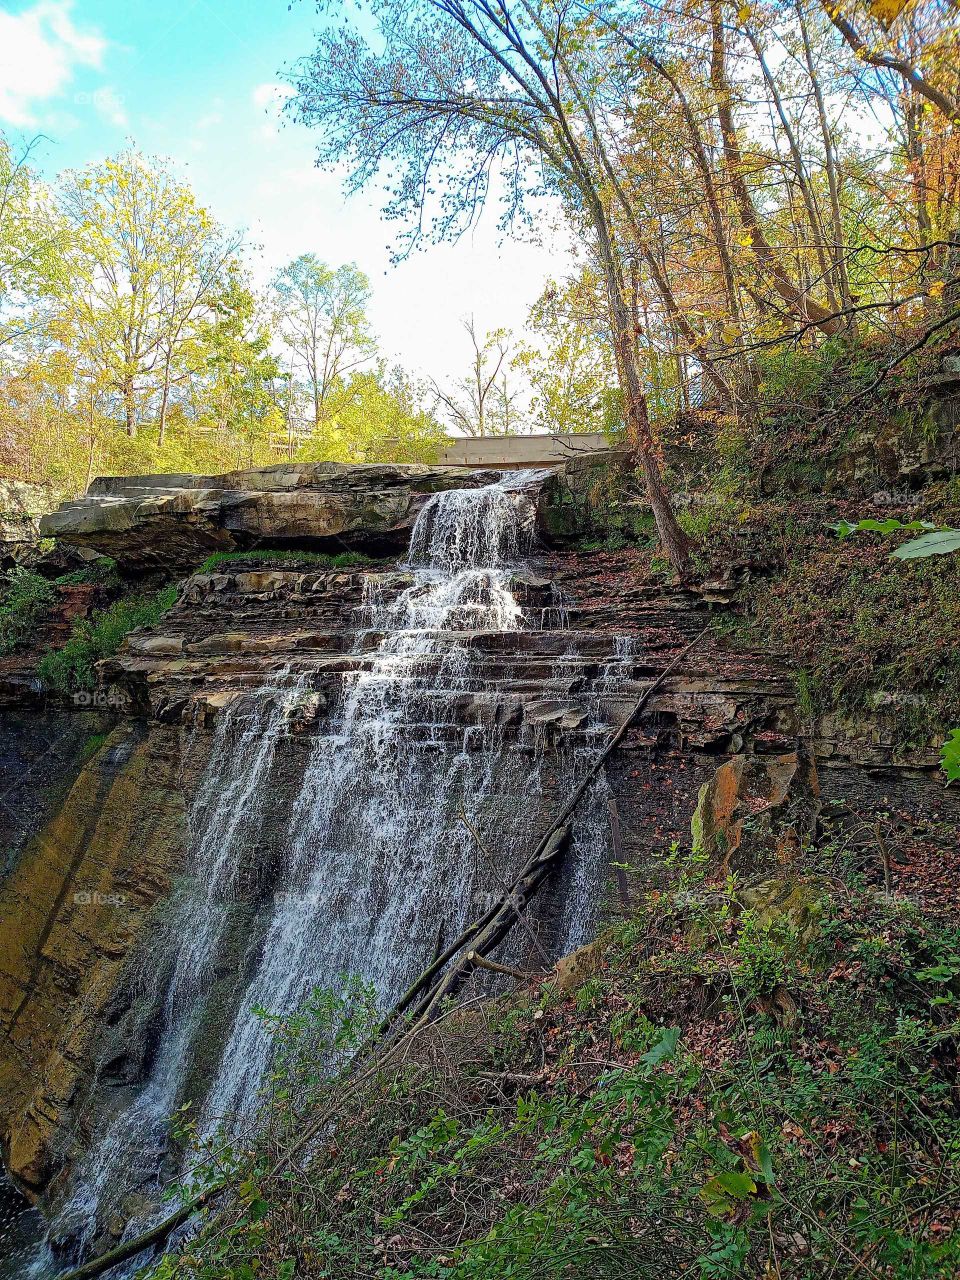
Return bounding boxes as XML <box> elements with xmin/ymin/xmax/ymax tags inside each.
<box><xmin>0</xmin><ymin>0</ymin><xmax>569</xmax><ymax>383</ymax></box>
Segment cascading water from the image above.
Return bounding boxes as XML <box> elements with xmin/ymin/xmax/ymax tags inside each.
<box><xmin>29</xmin><ymin>470</ymin><xmax>634</xmax><ymax>1275</ymax></box>
<box><xmin>37</xmin><ymin>677</ymin><xmax>310</xmax><ymax>1271</ymax></box>
<box><xmin>201</xmin><ymin>476</ymin><xmax>549</xmax><ymax>1130</ymax></box>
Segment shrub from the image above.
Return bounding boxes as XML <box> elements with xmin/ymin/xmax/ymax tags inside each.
<box><xmin>0</xmin><ymin>567</ymin><xmax>56</xmax><ymax>654</ymax></box>
<box><xmin>38</xmin><ymin>585</ymin><xmax>178</xmax><ymax>693</ymax></box>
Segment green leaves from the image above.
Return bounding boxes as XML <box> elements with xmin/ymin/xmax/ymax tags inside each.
<box><xmin>641</xmin><ymin>1025</ymin><xmax>680</xmax><ymax>1067</ymax></box>
<box><xmin>831</xmin><ymin>517</ymin><xmax>960</xmax><ymax>560</ymax></box>
<box><xmin>831</xmin><ymin>517</ymin><xmax>938</xmax><ymax>539</ymax></box>
<box><xmin>941</xmin><ymin>728</ymin><xmax>960</xmax><ymax>783</ymax></box>
<box><xmin>892</xmin><ymin>529</ymin><xmax>960</xmax><ymax>560</ymax></box>
<box><xmin>699</xmin><ymin>1169</ymin><xmax>757</xmax><ymax>1217</ymax></box>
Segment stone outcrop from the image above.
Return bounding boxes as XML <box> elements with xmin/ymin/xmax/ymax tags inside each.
<box><xmin>39</xmin><ymin>463</ymin><xmax>503</xmax><ymax>571</ymax></box>
<box><xmin>5</xmin><ymin>458</ymin><xmax>958</xmax><ymax>1242</ymax></box>
<box><xmin>0</xmin><ymin>477</ymin><xmax>49</xmax><ymax>564</ymax></box>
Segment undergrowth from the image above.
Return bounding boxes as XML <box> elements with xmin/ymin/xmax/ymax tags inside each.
<box><xmin>38</xmin><ymin>584</ymin><xmax>178</xmax><ymax>693</ymax></box>
<box><xmin>735</xmin><ymin>529</ymin><xmax>960</xmax><ymax>749</ymax></box>
<box><xmin>0</xmin><ymin>558</ymin><xmax>119</xmax><ymax>655</ymax></box>
<box><xmin>149</xmin><ymin>828</ymin><xmax>960</xmax><ymax>1280</ymax></box>
<box><xmin>0</xmin><ymin>568</ymin><xmax>55</xmax><ymax>654</ymax></box>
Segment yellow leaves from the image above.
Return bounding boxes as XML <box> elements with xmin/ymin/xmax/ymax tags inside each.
<box><xmin>736</xmin><ymin>4</ymin><xmax>752</xmax><ymax>23</ymax></box>
<box><xmin>867</xmin><ymin>0</ymin><xmax>909</xmax><ymax>27</ymax></box>
<box><xmin>928</xmin><ymin>281</ymin><xmax>945</xmax><ymax>299</ymax></box>
<box><xmin>738</xmin><ymin>232</ymin><xmax>754</xmax><ymax>247</ymax></box>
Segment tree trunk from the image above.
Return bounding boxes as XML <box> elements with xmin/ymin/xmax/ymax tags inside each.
<box><xmin>610</xmin><ymin>286</ymin><xmax>692</xmax><ymax>572</ymax></box>
<box><xmin>795</xmin><ymin>1</ymin><xmax>855</xmax><ymax>322</ymax></box>
<box><xmin>123</xmin><ymin>381</ymin><xmax>137</xmax><ymax>438</ymax></box>
<box><xmin>158</xmin><ymin>355</ymin><xmax>172</xmax><ymax>446</ymax></box>
<box><xmin>85</xmin><ymin>388</ymin><xmax>97</xmax><ymax>492</ymax></box>
<box><xmin>745</xmin><ymin>28</ymin><xmax>839</xmax><ymax>312</ymax></box>
<box><xmin>643</xmin><ymin>52</ymin><xmax>747</xmax><ymax>346</ymax></box>
<box><xmin>584</xmin><ymin>197</ymin><xmax>692</xmax><ymax>572</ymax></box>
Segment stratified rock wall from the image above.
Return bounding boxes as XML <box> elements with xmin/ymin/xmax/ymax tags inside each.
<box><xmin>5</xmin><ymin>458</ymin><xmax>957</xmax><ymax>1232</ymax></box>
<box><xmin>39</xmin><ymin>463</ymin><xmax>503</xmax><ymax>570</ymax></box>
<box><xmin>0</xmin><ymin>725</ymin><xmax>186</xmax><ymax>1195</ymax></box>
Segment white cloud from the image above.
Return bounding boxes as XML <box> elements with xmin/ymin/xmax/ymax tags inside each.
<box><xmin>251</xmin><ymin>81</ymin><xmax>294</xmax><ymax>137</ymax></box>
<box><xmin>0</xmin><ymin>1</ymin><xmax>107</xmax><ymax>125</ymax></box>
<box><xmin>90</xmin><ymin>84</ymin><xmax>127</xmax><ymax>128</ymax></box>
<box><xmin>252</xmin><ymin>82</ymin><xmax>294</xmax><ymax>111</ymax></box>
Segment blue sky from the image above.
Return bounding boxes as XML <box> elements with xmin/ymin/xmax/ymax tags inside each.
<box><xmin>0</xmin><ymin>0</ymin><xmax>565</xmax><ymax>380</ymax></box>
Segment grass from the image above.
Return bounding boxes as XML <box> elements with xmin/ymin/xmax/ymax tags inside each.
<box><xmin>197</xmin><ymin>548</ymin><xmax>378</xmax><ymax>574</ymax></box>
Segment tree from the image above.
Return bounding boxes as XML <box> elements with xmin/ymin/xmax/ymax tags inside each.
<box><xmin>297</xmin><ymin>364</ymin><xmax>447</xmax><ymax>463</ymax></box>
<box><xmin>289</xmin><ymin>0</ymin><xmax>694</xmax><ymax>569</ymax></box>
<box><xmin>271</xmin><ymin>255</ymin><xmax>376</xmax><ymax>428</ymax></box>
<box><xmin>821</xmin><ymin>0</ymin><xmax>960</xmax><ymax>124</ymax></box>
<box><xmin>513</xmin><ymin>274</ymin><xmax>620</xmax><ymax>434</ymax></box>
<box><xmin>198</xmin><ymin>265</ymin><xmax>283</xmax><ymax>459</ymax></box>
<box><xmin>432</xmin><ymin>317</ymin><xmax>513</xmax><ymax>436</ymax></box>
<box><xmin>0</xmin><ymin>133</ymin><xmax>67</xmax><ymax>352</ymax></box>
<box><xmin>55</xmin><ymin>149</ymin><xmax>241</xmax><ymax>436</ymax></box>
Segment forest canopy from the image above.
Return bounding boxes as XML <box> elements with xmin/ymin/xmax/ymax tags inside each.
<box><xmin>0</xmin><ymin>0</ymin><xmax>958</xmax><ymax>518</ymax></box>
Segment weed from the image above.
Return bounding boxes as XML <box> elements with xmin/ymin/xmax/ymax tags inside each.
<box><xmin>0</xmin><ymin>567</ymin><xmax>55</xmax><ymax>654</ymax></box>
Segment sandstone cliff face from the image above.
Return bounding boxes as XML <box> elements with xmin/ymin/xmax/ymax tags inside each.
<box><xmin>4</xmin><ymin>459</ymin><xmax>957</xmax><ymax>1234</ymax></box>
<box><xmin>0</xmin><ymin>478</ymin><xmax>48</xmax><ymax>566</ymax></box>
<box><xmin>0</xmin><ymin>724</ymin><xmax>186</xmax><ymax>1195</ymax></box>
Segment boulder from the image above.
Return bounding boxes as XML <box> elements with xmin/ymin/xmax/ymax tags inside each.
<box><xmin>0</xmin><ymin>477</ymin><xmax>49</xmax><ymax>563</ymax></box>
<box><xmin>553</xmin><ymin>938</ymin><xmax>605</xmax><ymax>995</ymax></box>
<box><xmin>690</xmin><ymin>752</ymin><xmax>801</xmax><ymax>872</ymax></box>
<box><xmin>39</xmin><ymin>463</ymin><xmax>502</xmax><ymax>571</ymax></box>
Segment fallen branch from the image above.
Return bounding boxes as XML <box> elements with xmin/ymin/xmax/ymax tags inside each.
<box><xmin>460</xmin><ymin>808</ymin><xmax>555</xmax><ymax>968</ymax></box>
<box><xmin>467</xmin><ymin>951</ymin><xmax>541</xmax><ymax>981</ymax></box>
<box><xmin>57</xmin><ymin>1186</ymin><xmax>223</xmax><ymax>1280</ymax></box>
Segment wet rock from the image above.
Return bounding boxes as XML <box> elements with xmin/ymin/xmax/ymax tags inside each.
<box><xmin>0</xmin><ymin>725</ymin><xmax>186</xmax><ymax>1197</ymax></box>
<box><xmin>524</xmin><ymin>700</ymin><xmax>589</xmax><ymax>731</ymax></box>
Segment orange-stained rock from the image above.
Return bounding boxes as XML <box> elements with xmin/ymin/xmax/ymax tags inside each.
<box><xmin>0</xmin><ymin>724</ymin><xmax>186</xmax><ymax>1196</ymax></box>
<box><xmin>691</xmin><ymin>752</ymin><xmax>800</xmax><ymax>873</ymax></box>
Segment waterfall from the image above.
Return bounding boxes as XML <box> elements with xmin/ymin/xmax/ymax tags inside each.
<box><xmin>44</xmin><ymin>677</ymin><xmax>308</xmax><ymax>1265</ymax></box>
<box><xmin>34</xmin><ymin>470</ymin><xmax>632</xmax><ymax>1273</ymax></box>
<box><xmin>201</xmin><ymin>476</ymin><xmax>549</xmax><ymax>1130</ymax></box>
